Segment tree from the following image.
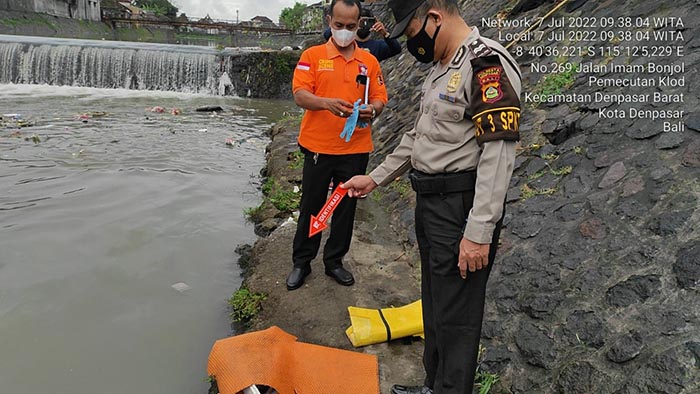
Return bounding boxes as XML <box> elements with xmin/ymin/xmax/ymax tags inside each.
<box><xmin>279</xmin><ymin>2</ymin><xmax>307</xmax><ymax>31</ymax></box>
<box><xmin>132</xmin><ymin>0</ymin><xmax>179</xmax><ymax>18</ymax></box>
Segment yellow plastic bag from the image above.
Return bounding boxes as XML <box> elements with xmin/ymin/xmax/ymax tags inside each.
<box><xmin>346</xmin><ymin>300</ymin><xmax>424</xmax><ymax>347</ymax></box>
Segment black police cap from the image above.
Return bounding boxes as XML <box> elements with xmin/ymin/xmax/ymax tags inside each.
<box><xmin>387</xmin><ymin>0</ymin><xmax>426</xmax><ymax>39</ymax></box>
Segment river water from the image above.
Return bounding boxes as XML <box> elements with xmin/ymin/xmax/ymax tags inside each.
<box><xmin>0</xmin><ymin>84</ymin><xmax>297</xmax><ymax>394</ymax></box>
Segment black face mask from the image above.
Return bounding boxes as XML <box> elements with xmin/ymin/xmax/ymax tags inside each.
<box><xmin>406</xmin><ymin>15</ymin><xmax>441</xmax><ymax>63</ymax></box>
<box><xmin>357</xmin><ymin>28</ymin><xmax>371</xmax><ymax>39</ymax></box>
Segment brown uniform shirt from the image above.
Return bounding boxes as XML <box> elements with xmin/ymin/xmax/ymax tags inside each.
<box><xmin>369</xmin><ymin>27</ymin><xmax>522</xmax><ymax>244</ymax></box>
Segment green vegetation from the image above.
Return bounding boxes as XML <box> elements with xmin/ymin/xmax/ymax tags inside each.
<box><xmin>243</xmin><ymin>205</ymin><xmax>265</xmax><ymax>223</ymax></box>
<box><xmin>132</xmin><ymin>0</ymin><xmax>178</xmax><ymax>17</ymax></box>
<box><xmin>390</xmin><ymin>179</ymin><xmax>412</xmax><ymax>199</ymax></box>
<box><xmin>279</xmin><ymin>2</ymin><xmax>306</xmax><ymax>31</ymax></box>
<box><xmin>541</xmin><ymin>153</ymin><xmax>559</xmax><ymax>161</ymax></box>
<box><xmin>0</xmin><ymin>18</ymin><xmax>19</xmax><ymax>27</ymax></box>
<box><xmin>551</xmin><ymin>165</ymin><xmax>573</xmax><ymax>176</ymax></box>
<box><xmin>288</xmin><ymin>150</ymin><xmax>304</xmax><ymax>170</ymax></box>
<box><xmin>528</xmin><ymin>169</ymin><xmax>547</xmax><ymax>181</ymax></box>
<box><xmin>529</xmin><ymin>164</ymin><xmax>573</xmax><ymax>181</ymax></box>
<box><xmin>280</xmin><ymin>111</ymin><xmax>303</xmax><ymax>123</ymax></box>
<box><xmin>531</xmin><ymin>66</ymin><xmax>577</xmax><ymax>108</ymax></box>
<box><xmin>263</xmin><ymin>177</ymin><xmax>301</xmax><ymax>212</ymax></box>
<box><xmin>573</xmin><ymin>146</ymin><xmax>585</xmax><ymax>155</ymax></box>
<box><xmin>228</xmin><ymin>288</ymin><xmax>266</xmax><ymax>322</ymax></box>
<box><xmin>273</xmin><ymin>55</ymin><xmax>293</xmax><ymax>75</ymax></box>
<box><xmin>521</xmin><ymin>184</ymin><xmax>557</xmax><ymax>200</ymax></box>
<box><xmin>475</xmin><ymin>345</ymin><xmax>500</xmax><ymax>394</ymax></box>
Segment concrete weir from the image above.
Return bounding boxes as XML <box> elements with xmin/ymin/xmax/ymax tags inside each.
<box><xmin>0</xmin><ymin>34</ymin><xmax>298</xmax><ymax>98</ymax></box>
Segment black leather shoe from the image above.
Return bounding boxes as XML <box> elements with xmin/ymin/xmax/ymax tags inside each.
<box><xmin>286</xmin><ymin>266</ymin><xmax>311</xmax><ymax>290</ymax></box>
<box><xmin>390</xmin><ymin>385</ymin><xmax>432</xmax><ymax>394</ymax></box>
<box><xmin>324</xmin><ymin>267</ymin><xmax>355</xmax><ymax>286</ymax></box>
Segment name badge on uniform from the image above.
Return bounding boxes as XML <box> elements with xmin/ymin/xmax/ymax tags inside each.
<box><xmin>447</xmin><ymin>72</ymin><xmax>461</xmax><ymax>93</ymax></box>
<box><xmin>438</xmin><ymin>93</ymin><xmax>456</xmax><ymax>103</ymax></box>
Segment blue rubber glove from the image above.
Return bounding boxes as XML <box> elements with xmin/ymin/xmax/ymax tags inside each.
<box><xmin>340</xmin><ymin>99</ymin><xmax>362</xmax><ymax>142</ymax></box>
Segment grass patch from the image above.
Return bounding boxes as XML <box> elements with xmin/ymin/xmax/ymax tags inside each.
<box><xmin>228</xmin><ymin>287</ymin><xmax>266</xmax><ymax>323</ymax></box>
<box><xmin>0</xmin><ymin>18</ymin><xmax>19</xmax><ymax>27</ymax></box>
<box><xmin>528</xmin><ymin>169</ymin><xmax>547</xmax><ymax>181</ymax></box>
<box><xmin>541</xmin><ymin>153</ymin><xmax>559</xmax><ymax>161</ymax></box>
<box><xmin>573</xmin><ymin>146</ymin><xmax>585</xmax><ymax>155</ymax></box>
<box><xmin>550</xmin><ymin>165</ymin><xmax>573</xmax><ymax>176</ymax></box>
<box><xmin>521</xmin><ymin>184</ymin><xmax>557</xmax><ymax>200</ymax></box>
<box><xmin>288</xmin><ymin>150</ymin><xmax>304</xmax><ymax>170</ymax></box>
<box><xmin>531</xmin><ymin>65</ymin><xmax>577</xmax><ymax>108</ymax></box>
<box><xmin>243</xmin><ymin>205</ymin><xmax>265</xmax><ymax>222</ymax></box>
<box><xmin>263</xmin><ymin>177</ymin><xmax>300</xmax><ymax>212</ymax></box>
<box><xmin>390</xmin><ymin>178</ymin><xmax>412</xmax><ymax>198</ymax></box>
<box><xmin>475</xmin><ymin>345</ymin><xmax>500</xmax><ymax>394</ymax></box>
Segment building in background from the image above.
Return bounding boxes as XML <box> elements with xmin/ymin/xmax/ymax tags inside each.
<box><xmin>251</xmin><ymin>16</ymin><xmax>276</xmax><ymax>29</ymax></box>
<box><xmin>301</xmin><ymin>0</ymin><xmax>330</xmax><ymax>33</ymax></box>
<box><xmin>0</xmin><ymin>0</ymin><xmax>101</xmax><ymax>22</ymax></box>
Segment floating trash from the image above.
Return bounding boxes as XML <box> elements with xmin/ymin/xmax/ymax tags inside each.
<box><xmin>171</xmin><ymin>282</ymin><xmax>191</xmax><ymax>293</ymax></box>
<box><xmin>24</xmin><ymin>134</ymin><xmax>40</xmax><ymax>144</ymax></box>
<box><xmin>225</xmin><ymin>138</ymin><xmax>234</xmax><ymax>146</ymax></box>
<box><xmin>147</xmin><ymin>106</ymin><xmax>166</xmax><ymax>113</ymax></box>
<box><xmin>196</xmin><ymin>106</ymin><xmax>223</xmax><ymax>112</ymax></box>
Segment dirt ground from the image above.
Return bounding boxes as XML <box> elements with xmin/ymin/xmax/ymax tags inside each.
<box><xmin>242</xmin><ymin>120</ymin><xmax>426</xmax><ymax>393</ymax></box>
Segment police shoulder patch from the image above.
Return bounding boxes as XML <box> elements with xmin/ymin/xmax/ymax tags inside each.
<box><xmin>470</xmin><ymin>54</ymin><xmax>521</xmax><ymax>146</ymax></box>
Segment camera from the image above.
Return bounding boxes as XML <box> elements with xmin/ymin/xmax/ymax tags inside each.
<box><xmin>360</xmin><ymin>17</ymin><xmax>376</xmax><ymax>29</ymax></box>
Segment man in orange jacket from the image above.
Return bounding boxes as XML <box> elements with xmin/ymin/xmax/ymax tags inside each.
<box><xmin>287</xmin><ymin>0</ymin><xmax>388</xmax><ymax>291</ymax></box>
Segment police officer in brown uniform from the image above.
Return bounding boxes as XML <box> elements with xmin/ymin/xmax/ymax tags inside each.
<box><xmin>342</xmin><ymin>1</ymin><xmax>522</xmax><ymax>393</ymax></box>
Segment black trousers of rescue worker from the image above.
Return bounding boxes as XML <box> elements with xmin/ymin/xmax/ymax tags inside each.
<box><xmin>410</xmin><ymin>170</ymin><xmax>504</xmax><ymax>394</ymax></box>
<box><xmin>292</xmin><ymin>145</ymin><xmax>369</xmax><ymax>271</ymax></box>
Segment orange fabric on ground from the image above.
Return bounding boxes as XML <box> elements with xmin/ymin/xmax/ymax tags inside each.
<box><xmin>292</xmin><ymin>40</ymin><xmax>388</xmax><ymax>155</ymax></box>
<box><xmin>207</xmin><ymin>326</ymin><xmax>380</xmax><ymax>394</ymax></box>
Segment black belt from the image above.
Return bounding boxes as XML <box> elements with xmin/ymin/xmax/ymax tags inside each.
<box><xmin>408</xmin><ymin>170</ymin><xmax>476</xmax><ymax>195</ymax></box>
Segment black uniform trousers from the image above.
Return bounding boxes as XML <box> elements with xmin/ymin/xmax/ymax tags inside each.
<box><xmin>413</xmin><ymin>172</ymin><xmax>504</xmax><ymax>394</ymax></box>
<box><xmin>292</xmin><ymin>146</ymin><xmax>369</xmax><ymax>270</ymax></box>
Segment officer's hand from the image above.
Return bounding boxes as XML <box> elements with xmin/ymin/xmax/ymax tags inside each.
<box><xmin>458</xmin><ymin>238</ymin><xmax>490</xmax><ymax>279</ymax></box>
<box><xmin>342</xmin><ymin>175</ymin><xmax>377</xmax><ymax>198</ymax></box>
<box><xmin>325</xmin><ymin>98</ymin><xmax>354</xmax><ymax>118</ymax></box>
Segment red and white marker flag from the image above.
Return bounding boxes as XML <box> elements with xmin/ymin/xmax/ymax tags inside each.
<box><xmin>309</xmin><ymin>183</ymin><xmax>348</xmax><ymax>237</ymax></box>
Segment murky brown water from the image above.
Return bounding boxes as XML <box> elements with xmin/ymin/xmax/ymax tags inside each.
<box><xmin>0</xmin><ymin>84</ymin><xmax>298</xmax><ymax>394</ymax></box>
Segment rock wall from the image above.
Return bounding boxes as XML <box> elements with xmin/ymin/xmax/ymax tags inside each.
<box><xmin>224</xmin><ymin>50</ymin><xmax>299</xmax><ymax>99</ymax></box>
<box><xmin>366</xmin><ymin>0</ymin><xmax>699</xmax><ymax>392</ymax></box>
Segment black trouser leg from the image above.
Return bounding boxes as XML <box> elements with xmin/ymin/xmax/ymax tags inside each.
<box><xmin>415</xmin><ymin>190</ymin><xmax>504</xmax><ymax>394</ymax></box>
<box><xmin>323</xmin><ymin>152</ymin><xmax>369</xmax><ymax>270</ymax></box>
<box><xmin>416</xmin><ymin>195</ymin><xmax>438</xmax><ymax>390</ymax></box>
<box><xmin>292</xmin><ymin>150</ymin><xmax>334</xmax><ymax>268</ymax></box>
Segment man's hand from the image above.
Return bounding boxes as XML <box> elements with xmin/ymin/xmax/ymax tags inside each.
<box><xmin>325</xmin><ymin>97</ymin><xmax>354</xmax><ymax>118</ymax></box>
<box><xmin>342</xmin><ymin>175</ymin><xmax>377</xmax><ymax>198</ymax></box>
<box><xmin>458</xmin><ymin>238</ymin><xmax>490</xmax><ymax>279</ymax></box>
<box><xmin>372</xmin><ymin>20</ymin><xmax>389</xmax><ymax>38</ymax></box>
<box><xmin>358</xmin><ymin>104</ymin><xmax>373</xmax><ymax>122</ymax></box>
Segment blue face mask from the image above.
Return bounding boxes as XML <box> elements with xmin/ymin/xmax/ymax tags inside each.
<box><xmin>406</xmin><ymin>15</ymin><xmax>441</xmax><ymax>63</ymax></box>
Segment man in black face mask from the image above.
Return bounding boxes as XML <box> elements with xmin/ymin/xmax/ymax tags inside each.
<box><xmin>323</xmin><ymin>7</ymin><xmax>402</xmax><ymax>62</ymax></box>
<box><xmin>342</xmin><ymin>1</ymin><xmax>522</xmax><ymax>393</ymax></box>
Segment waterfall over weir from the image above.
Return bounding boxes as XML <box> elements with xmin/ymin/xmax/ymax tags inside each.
<box><xmin>0</xmin><ymin>35</ymin><xmax>240</xmax><ymax>94</ymax></box>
